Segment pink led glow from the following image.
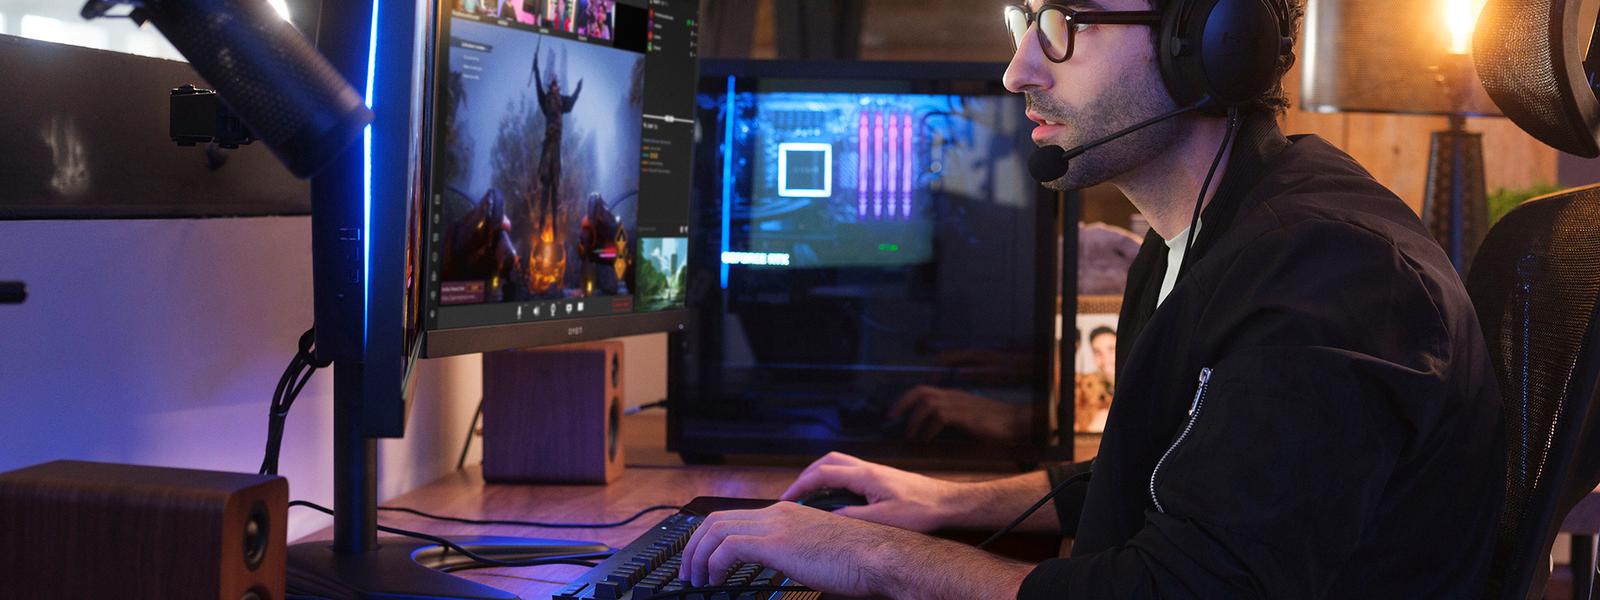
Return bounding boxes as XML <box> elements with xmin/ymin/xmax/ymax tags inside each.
<box><xmin>902</xmin><ymin>114</ymin><xmax>913</xmax><ymax>219</ymax></box>
<box><xmin>887</xmin><ymin>113</ymin><xmax>899</xmax><ymax>217</ymax></box>
<box><xmin>858</xmin><ymin>112</ymin><xmax>868</xmax><ymax>218</ymax></box>
<box><xmin>874</xmin><ymin>112</ymin><xmax>884</xmax><ymax>218</ymax></box>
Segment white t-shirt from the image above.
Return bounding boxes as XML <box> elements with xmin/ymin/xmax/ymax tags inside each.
<box><xmin>1157</xmin><ymin>220</ymin><xmax>1199</xmax><ymax>307</ymax></box>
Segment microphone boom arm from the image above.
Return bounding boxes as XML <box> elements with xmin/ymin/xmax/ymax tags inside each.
<box><xmin>1061</xmin><ymin>97</ymin><xmax>1210</xmax><ymax>162</ymax></box>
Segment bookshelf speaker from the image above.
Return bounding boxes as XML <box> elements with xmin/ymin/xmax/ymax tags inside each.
<box><xmin>483</xmin><ymin>341</ymin><xmax>626</xmax><ymax>483</ymax></box>
<box><xmin>0</xmin><ymin>460</ymin><xmax>288</xmax><ymax>600</ymax></box>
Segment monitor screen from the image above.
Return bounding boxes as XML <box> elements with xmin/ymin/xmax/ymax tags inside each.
<box><xmin>672</xmin><ymin>61</ymin><xmax>1061</xmax><ymax>462</ymax></box>
<box><xmin>420</xmin><ymin>0</ymin><xmax>697</xmax><ymax>357</ymax></box>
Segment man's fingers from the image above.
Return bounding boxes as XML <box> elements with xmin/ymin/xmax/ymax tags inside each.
<box><xmin>888</xmin><ymin>386</ymin><xmax>933</xmax><ymax>419</ymax></box>
<box><xmin>791</xmin><ymin>452</ymin><xmax>860</xmax><ymax>491</ymax></box>
<box><xmin>705</xmin><ymin>535</ymin><xmax>761</xmax><ymax>586</ymax></box>
<box><xmin>683</xmin><ymin>517</ymin><xmax>731</xmax><ymax>586</ymax></box>
<box><xmin>905</xmin><ymin>399</ymin><xmax>946</xmax><ymax>441</ymax></box>
<box><xmin>681</xmin><ymin>513</ymin><xmax>772</xmax><ymax>586</ymax></box>
<box><xmin>780</xmin><ymin>464</ymin><xmax>865</xmax><ymax>501</ymax></box>
<box><xmin>830</xmin><ymin>504</ymin><xmax>873</xmax><ymax>521</ymax></box>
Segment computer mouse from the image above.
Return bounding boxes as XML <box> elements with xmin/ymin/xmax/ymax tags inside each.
<box><xmin>795</xmin><ymin>488</ymin><xmax>869</xmax><ymax>512</ymax></box>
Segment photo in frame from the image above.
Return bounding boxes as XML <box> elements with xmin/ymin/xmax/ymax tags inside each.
<box><xmin>1073</xmin><ymin>295</ymin><xmax>1121</xmax><ymax>434</ymax></box>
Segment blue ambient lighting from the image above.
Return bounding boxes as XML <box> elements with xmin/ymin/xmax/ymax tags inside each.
<box><xmin>721</xmin><ymin>75</ymin><xmax>734</xmax><ymax>289</ymax></box>
<box><xmin>362</xmin><ymin>0</ymin><xmax>378</xmax><ymax>346</ymax></box>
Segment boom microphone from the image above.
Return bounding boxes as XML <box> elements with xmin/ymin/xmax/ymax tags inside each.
<box><xmin>1028</xmin><ymin>145</ymin><xmax>1071</xmax><ymax>182</ymax></box>
<box><xmin>1027</xmin><ymin>97</ymin><xmax>1210</xmax><ymax>183</ymax></box>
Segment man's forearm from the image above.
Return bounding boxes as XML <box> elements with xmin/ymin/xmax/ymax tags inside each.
<box><xmin>943</xmin><ymin>470</ymin><xmax>1059</xmax><ymax>533</ymax></box>
<box><xmin>868</xmin><ymin>528</ymin><xmax>1035</xmax><ymax>600</ymax></box>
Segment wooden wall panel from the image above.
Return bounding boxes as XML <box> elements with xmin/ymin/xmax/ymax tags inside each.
<box><xmin>742</xmin><ymin>0</ymin><xmax>1563</xmax><ymax>214</ymax></box>
<box><xmin>1340</xmin><ymin>113</ymin><xmax>1451</xmax><ymax>214</ymax></box>
<box><xmin>1475</xmin><ymin>117</ymin><xmax>1561</xmax><ymax>193</ymax></box>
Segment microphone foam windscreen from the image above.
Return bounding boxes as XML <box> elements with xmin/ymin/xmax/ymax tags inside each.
<box><xmin>1029</xmin><ymin>145</ymin><xmax>1070</xmax><ymax>183</ymax></box>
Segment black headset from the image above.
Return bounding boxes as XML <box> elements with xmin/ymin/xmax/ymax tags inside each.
<box><xmin>1155</xmin><ymin>0</ymin><xmax>1296</xmax><ymax>112</ymax></box>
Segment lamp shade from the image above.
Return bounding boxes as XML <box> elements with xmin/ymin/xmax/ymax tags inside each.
<box><xmin>1301</xmin><ymin>0</ymin><xmax>1503</xmax><ymax>116</ymax></box>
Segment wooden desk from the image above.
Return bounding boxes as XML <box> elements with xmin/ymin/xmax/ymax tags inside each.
<box><xmin>351</xmin><ymin>462</ymin><xmax>805</xmax><ymax>597</ymax></box>
<box><xmin>296</xmin><ymin>413</ymin><xmax>1057</xmax><ymax>598</ymax></box>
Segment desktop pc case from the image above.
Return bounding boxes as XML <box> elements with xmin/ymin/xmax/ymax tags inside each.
<box><xmin>669</xmin><ymin>60</ymin><xmax>1074</xmax><ymax>467</ymax></box>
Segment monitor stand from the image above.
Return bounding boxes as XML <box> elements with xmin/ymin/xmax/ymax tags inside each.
<box><xmin>286</xmin><ymin>362</ymin><xmax>609</xmax><ymax>599</ymax></box>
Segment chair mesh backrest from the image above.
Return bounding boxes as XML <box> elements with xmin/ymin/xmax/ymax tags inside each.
<box><xmin>1467</xmin><ymin>185</ymin><xmax>1600</xmax><ymax>599</ymax></box>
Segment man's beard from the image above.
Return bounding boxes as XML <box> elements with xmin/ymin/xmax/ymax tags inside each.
<box><xmin>1026</xmin><ymin>68</ymin><xmax>1182</xmax><ymax>191</ymax></box>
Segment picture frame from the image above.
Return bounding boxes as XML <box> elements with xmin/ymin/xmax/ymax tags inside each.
<box><xmin>1073</xmin><ymin>294</ymin><xmax>1121</xmax><ymax>434</ymax></box>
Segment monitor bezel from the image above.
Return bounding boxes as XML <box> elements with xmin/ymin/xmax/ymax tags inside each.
<box><xmin>418</xmin><ymin>4</ymin><xmax>692</xmax><ymax>359</ymax></box>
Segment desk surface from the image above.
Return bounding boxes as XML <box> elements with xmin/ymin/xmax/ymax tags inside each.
<box><xmin>300</xmin><ymin>413</ymin><xmax>1600</xmax><ymax>599</ymax></box>
<box><xmin>299</xmin><ymin>412</ymin><xmax>1039</xmax><ymax>598</ymax></box>
<box><xmin>367</xmin><ymin>462</ymin><xmax>805</xmax><ymax>597</ymax></box>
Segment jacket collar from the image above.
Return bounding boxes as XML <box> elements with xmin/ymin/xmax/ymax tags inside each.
<box><xmin>1184</xmin><ymin>112</ymin><xmax>1291</xmax><ymax>265</ymax></box>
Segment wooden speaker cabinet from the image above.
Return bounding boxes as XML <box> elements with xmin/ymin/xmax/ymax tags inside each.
<box><xmin>483</xmin><ymin>342</ymin><xmax>625</xmax><ymax>483</ymax></box>
<box><xmin>0</xmin><ymin>460</ymin><xmax>288</xmax><ymax>600</ymax></box>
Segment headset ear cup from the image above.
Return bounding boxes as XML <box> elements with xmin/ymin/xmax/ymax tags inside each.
<box><xmin>1157</xmin><ymin>0</ymin><xmax>1287</xmax><ymax>111</ymax></box>
<box><xmin>1156</xmin><ymin>0</ymin><xmax>1203</xmax><ymax>108</ymax></box>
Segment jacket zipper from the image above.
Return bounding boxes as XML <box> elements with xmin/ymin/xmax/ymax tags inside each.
<box><xmin>1150</xmin><ymin>367</ymin><xmax>1212</xmax><ymax>514</ymax></box>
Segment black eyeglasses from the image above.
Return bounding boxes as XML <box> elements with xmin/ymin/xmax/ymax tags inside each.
<box><xmin>1003</xmin><ymin>4</ymin><xmax>1162</xmax><ymax>63</ymax></box>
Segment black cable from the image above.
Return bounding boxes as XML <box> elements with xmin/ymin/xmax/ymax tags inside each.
<box><xmin>455</xmin><ymin>396</ymin><xmax>484</xmax><ymax>471</ymax></box>
<box><xmin>1175</xmin><ymin>107</ymin><xmax>1242</xmax><ymax>281</ymax></box>
<box><xmin>976</xmin><ymin>468</ymin><xmax>1093</xmax><ymax>550</ymax></box>
<box><xmin>377</xmin><ymin>504</ymin><xmax>684</xmax><ymax>529</ymax></box>
<box><xmin>289</xmin><ymin>500</ymin><xmax>616</xmax><ymax>568</ymax></box>
<box><xmin>261</xmin><ymin>328</ymin><xmax>329</xmax><ymax>475</ymax></box>
<box><xmin>636</xmin><ymin>585</ymin><xmax>815</xmax><ymax>600</ymax></box>
<box><xmin>623</xmin><ymin>398</ymin><xmax>670</xmax><ymax>416</ymax></box>
<box><xmin>439</xmin><ymin>559</ymin><xmax>600</xmax><ymax>573</ymax></box>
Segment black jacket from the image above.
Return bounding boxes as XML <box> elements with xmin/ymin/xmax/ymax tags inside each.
<box><xmin>1022</xmin><ymin>116</ymin><xmax>1504</xmax><ymax>598</ymax></box>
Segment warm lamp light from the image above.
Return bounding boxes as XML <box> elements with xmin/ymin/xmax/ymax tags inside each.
<box><xmin>1302</xmin><ymin>0</ymin><xmax>1499</xmax><ymax>272</ymax></box>
<box><xmin>1445</xmin><ymin>0</ymin><xmax>1487</xmax><ymax>55</ymax></box>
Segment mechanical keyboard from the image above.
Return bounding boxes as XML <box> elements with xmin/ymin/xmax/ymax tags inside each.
<box><xmin>554</xmin><ymin>498</ymin><xmax>819</xmax><ymax>600</ymax></box>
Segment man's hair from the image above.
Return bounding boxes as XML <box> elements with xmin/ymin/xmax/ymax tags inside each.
<box><xmin>1089</xmin><ymin>326</ymin><xmax>1117</xmax><ymax>341</ymax></box>
<box><xmin>1146</xmin><ymin>0</ymin><xmax>1305</xmax><ymax>116</ymax></box>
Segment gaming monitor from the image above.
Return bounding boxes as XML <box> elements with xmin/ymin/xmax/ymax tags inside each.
<box><xmin>418</xmin><ymin>0</ymin><xmax>698</xmax><ymax>358</ymax></box>
<box><xmin>291</xmin><ymin>1</ymin><xmax>702</xmax><ymax>596</ymax></box>
<box><xmin>669</xmin><ymin>60</ymin><xmax>1066</xmax><ymax>464</ymax></box>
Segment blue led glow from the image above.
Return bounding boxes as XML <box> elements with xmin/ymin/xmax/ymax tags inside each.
<box><xmin>720</xmin><ymin>75</ymin><xmax>734</xmax><ymax>289</ymax></box>
<box><xmin>362</xmin><ymin>0</ymin><xmax>379</xmax><ymax>347</ymax></box>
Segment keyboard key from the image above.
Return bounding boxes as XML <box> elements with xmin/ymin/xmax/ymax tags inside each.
<box><xmin>591</xmin><ymin>580</ymin><xmax>621</xmax><ymax>600</ymax></box>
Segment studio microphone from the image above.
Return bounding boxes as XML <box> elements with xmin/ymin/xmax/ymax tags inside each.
<box><xmin>1028</xmin><ymin>98</ymin><xmax>1210</xmax><ymax>182</ymax></box>
<box><xmin>82</xmin><ymin>0</ymin><xmax>373</xmax><ymax>178</ymax></box>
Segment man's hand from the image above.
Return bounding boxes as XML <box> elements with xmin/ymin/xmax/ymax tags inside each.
<box><xmin>890</xmin><ymin>386</ymin><xmax>1029</xmax><ymax>442</ymax></box>
<box><xmin>781</xmin><ymin>452</ymin><xmax>1065</xmax><ymax>534</ymax></box>
<box><xmin>779</xmin><ymin>452</ymin><xmax>962</xmax><ymax>533</ymax></box>
<box><xmin>675</xmin><ymin>502</ymin><xmax>1033</xmax><ymax>599</ymax></box>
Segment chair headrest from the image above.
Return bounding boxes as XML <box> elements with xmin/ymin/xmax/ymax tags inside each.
<box><xmin>1474</xmin><ymin>0</ymin><xmax>1600</xmax><ymax>157</ymax></box>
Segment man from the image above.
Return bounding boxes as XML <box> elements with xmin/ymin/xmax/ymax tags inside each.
<box><xmin>676</xmin><ymin>0</ymin><xmax>1505</xmax><ymax>597</ymax></box>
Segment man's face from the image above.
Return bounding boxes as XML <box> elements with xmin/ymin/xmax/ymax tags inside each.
<box><xmin>1002</xmin><ymin>0</ymin><xmax>1180</xmax><ymax>190</ymax></box>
